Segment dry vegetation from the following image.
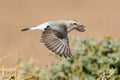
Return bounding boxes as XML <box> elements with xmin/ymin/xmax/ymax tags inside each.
<box><xmin>0</xmin><ymin>36</ymin><xmax>120</xmax><ymax>80</ymax></box>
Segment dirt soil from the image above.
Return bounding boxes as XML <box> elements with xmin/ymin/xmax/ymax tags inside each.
<box><xmin>0</xmin><ymin>0</ymin><xmax>120</xmax><ymax>67</ymax></box>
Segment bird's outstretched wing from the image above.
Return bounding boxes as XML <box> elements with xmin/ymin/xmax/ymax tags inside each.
<box><xmin>41</xmin><ymin>26</ymin><xmax>72</xmax><ymax>58</ymax></box>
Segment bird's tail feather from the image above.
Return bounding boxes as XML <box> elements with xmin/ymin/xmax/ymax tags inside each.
<box><xmin>21</xmin><ymin>28</ymin><xmax>31</xmax><ymax>32</ymax></box>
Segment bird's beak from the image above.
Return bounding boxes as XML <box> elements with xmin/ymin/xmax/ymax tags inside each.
<box><xmin>75</xmin><ymin>24</ymin><xmax>85</xmax><ymax>32</ymax></box>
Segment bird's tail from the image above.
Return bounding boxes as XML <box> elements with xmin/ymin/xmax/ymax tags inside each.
<box><xmin>21</xmin><ymin>28</ymin><xmax>31</xmax><ymax>32</ymax></box>
<box><xmin>21</xmin><ymin>26</ymin><xmax>39</xmax><ymax>32</ymax></box>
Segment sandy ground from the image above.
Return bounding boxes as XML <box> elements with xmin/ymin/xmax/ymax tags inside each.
<box><xmin>0</xmin><ymin>0</ymin><xmax>120</xmax><ymax>67</ymax></box>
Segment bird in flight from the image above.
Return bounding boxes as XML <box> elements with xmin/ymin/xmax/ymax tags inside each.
<box><xmin>21</xmin><ymin>20</ymin><xmax>85</xmax><ymax>58</ymax></box>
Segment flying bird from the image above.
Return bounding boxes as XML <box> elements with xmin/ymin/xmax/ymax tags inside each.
<box><xmin>21</xmin><ymin>20</ymin><xmax>85</xmax><ymax>58</ymax></box>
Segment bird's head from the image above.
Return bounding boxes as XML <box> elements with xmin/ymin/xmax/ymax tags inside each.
<box><xmin>66</xmin><ymin>20</ymin><xmax>85</xmax><ymax>32</ymax></box>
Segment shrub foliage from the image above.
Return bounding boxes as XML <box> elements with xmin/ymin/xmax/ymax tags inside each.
<box><xmin>1</xmin><ymin>36</ymin><xmax>120</xmax><ymax>80</ymax></box>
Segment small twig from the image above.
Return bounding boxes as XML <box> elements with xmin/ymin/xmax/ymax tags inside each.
<box><xmin>14</xmin><ymin>64</ymin><xmax>20</xmax><ymax>80</ymax></box>
<box><xmin>1</xmin><ymin>60</ymin><xmax>5</xmax><ymax>79</ymax></box>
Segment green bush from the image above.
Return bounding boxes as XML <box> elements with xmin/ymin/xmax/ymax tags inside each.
<box><xmin>2</xmin><ymin>36</ymin><xmax>120</xmax><ymax>80</ymax></box>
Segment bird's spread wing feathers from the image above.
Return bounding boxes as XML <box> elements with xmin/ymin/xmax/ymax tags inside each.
<box><xmin>41</xmin><ymin>26</ymin><xmax>72</xmax><ymax>58</ymax></box>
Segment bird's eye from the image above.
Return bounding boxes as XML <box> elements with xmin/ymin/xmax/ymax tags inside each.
<box><xmin>73</xmin><ymin>23</ymin><xmax>77</xmax><ymax>25</ymax></box>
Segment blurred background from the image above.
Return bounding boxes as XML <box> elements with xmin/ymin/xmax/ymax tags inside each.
<box><xmin>0</xmin><ymin>0</ymin><xmax>120</xmax><ymax>67</ymax></box>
